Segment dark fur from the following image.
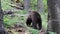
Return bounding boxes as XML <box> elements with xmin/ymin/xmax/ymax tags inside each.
<box><xmin>26</xmin><ymin>11</ymin><xmax>42</xmax><ymax>30</ymax></box>
<box><xmin>26</xmin><ymin>15</ymin><xmax>32</xmax><ymax>26</ymax></box>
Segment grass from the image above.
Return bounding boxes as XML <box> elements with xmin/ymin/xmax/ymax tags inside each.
<box><xmin>29</xmin><ymin>28</ymin><xmax>39</xmax><ymax>34</ymax></box>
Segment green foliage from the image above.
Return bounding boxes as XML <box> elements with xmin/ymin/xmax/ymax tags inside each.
<box><xmin>28</xmin><ymin>27</ymin><xmax>39</xmax><ymax>34</ymax></box>
<box><xmin>49</xmin><ymin>32</ymin><xmax>57</xmax><ymax>34</ymax></box>
<box><xmin>1</xmin><ymin>0</ymin><xmax>12</xmax><ymax>10</ymax></box>
<box><xmin>43</xmin><ymin>0</ymin><xmax>48</xmax><ymax>13</ymax></box>
<box><xmin>31</xmin><ymin>0</ymin><xmax>38</xmax><ymax>11</ymax></box>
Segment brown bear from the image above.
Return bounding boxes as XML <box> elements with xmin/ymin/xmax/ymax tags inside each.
<box><xmin>26</xmin><ymin>11</ymin><xmax>42</xmax><ymax>30</ymax></box>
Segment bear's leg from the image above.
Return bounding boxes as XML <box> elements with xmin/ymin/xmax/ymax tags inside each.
<box><xmin>38</xmin><ymin>21</ymin><xmax>42</xmax><ymax>30</ymax></box>
<box><xmin>32</xmin><ymin>21</ymin><xmax>37</xmax><ymax>29</ymax></box>
<box><xmin>26</xmin><ymin>18</ymin><xmax>32</xmax><ymax>26</ymax></box>
<box><xmin>26</xmin><ymin>21</ymin><xmax>31</xmax><ymax>26</ymax></box>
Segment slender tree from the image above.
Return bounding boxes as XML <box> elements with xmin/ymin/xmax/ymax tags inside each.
<box><xmin>24</xmin><ymin>0</ymin><xmax>31</xmax><ymax>13</ymax></box>
<box><xmin>37</xmin><ymin>0</ymin><xmax>44</xmax><ymax>13</ymax></box>
<box><xmin>0</xmin><ymin>0</ymin><xmax>5</xmax><ymax>34</ymax></box>
<box><xmin>47</xmin><ymin>0</ymin><xmax>60</xmax><ymax>34</ymax></box>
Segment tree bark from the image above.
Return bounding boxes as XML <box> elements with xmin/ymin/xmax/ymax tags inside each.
<box><xmin>24</xmin><ymin>0</ymin><xmax>31</xmax><ymax>13</ymax></box>
<box><xmin>0</xmin><ymin>0</ymin><xmax>5</xmax><ymax>34</ymax></box>
<box><xmin>37</xmin><ymin>0</ymin><xmax>44</xmax><ymax>13</ymax></box>
<box><xmin>47</xmin><ymin>0</ymin><xmax>60</xmax><ymax>34</ymax></box>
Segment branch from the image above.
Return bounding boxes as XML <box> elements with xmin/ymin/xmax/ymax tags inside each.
<box><xmin>8</xmin><ymin>3</ymin><xmax>24</xmax><ymax>10</ymax></box>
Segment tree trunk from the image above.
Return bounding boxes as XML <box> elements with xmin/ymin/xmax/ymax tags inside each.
<box><xmin>37</xmin><ymin>0</ymin><xmax>44</xmax><ymax>13</ymax></box>
<box><xmin>47</xmin><ymin>0</ymin><xmax>60</xmax><ymax>34</ymax></box>
<box><xmin>0</xmin><ymin>0</ymin><xmax>5</xmax><ymax>34</ymax></box>
<box><xmin>24</xmin><ymin>0</ymin><xmax>31</xmax><ymax>13</ymax></box>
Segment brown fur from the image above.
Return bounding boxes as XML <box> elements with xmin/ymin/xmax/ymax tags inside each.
<box><xmin>26</xmin><ymin>11</ymin><xmax>42</xmax><ymax>30</ymax></box>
